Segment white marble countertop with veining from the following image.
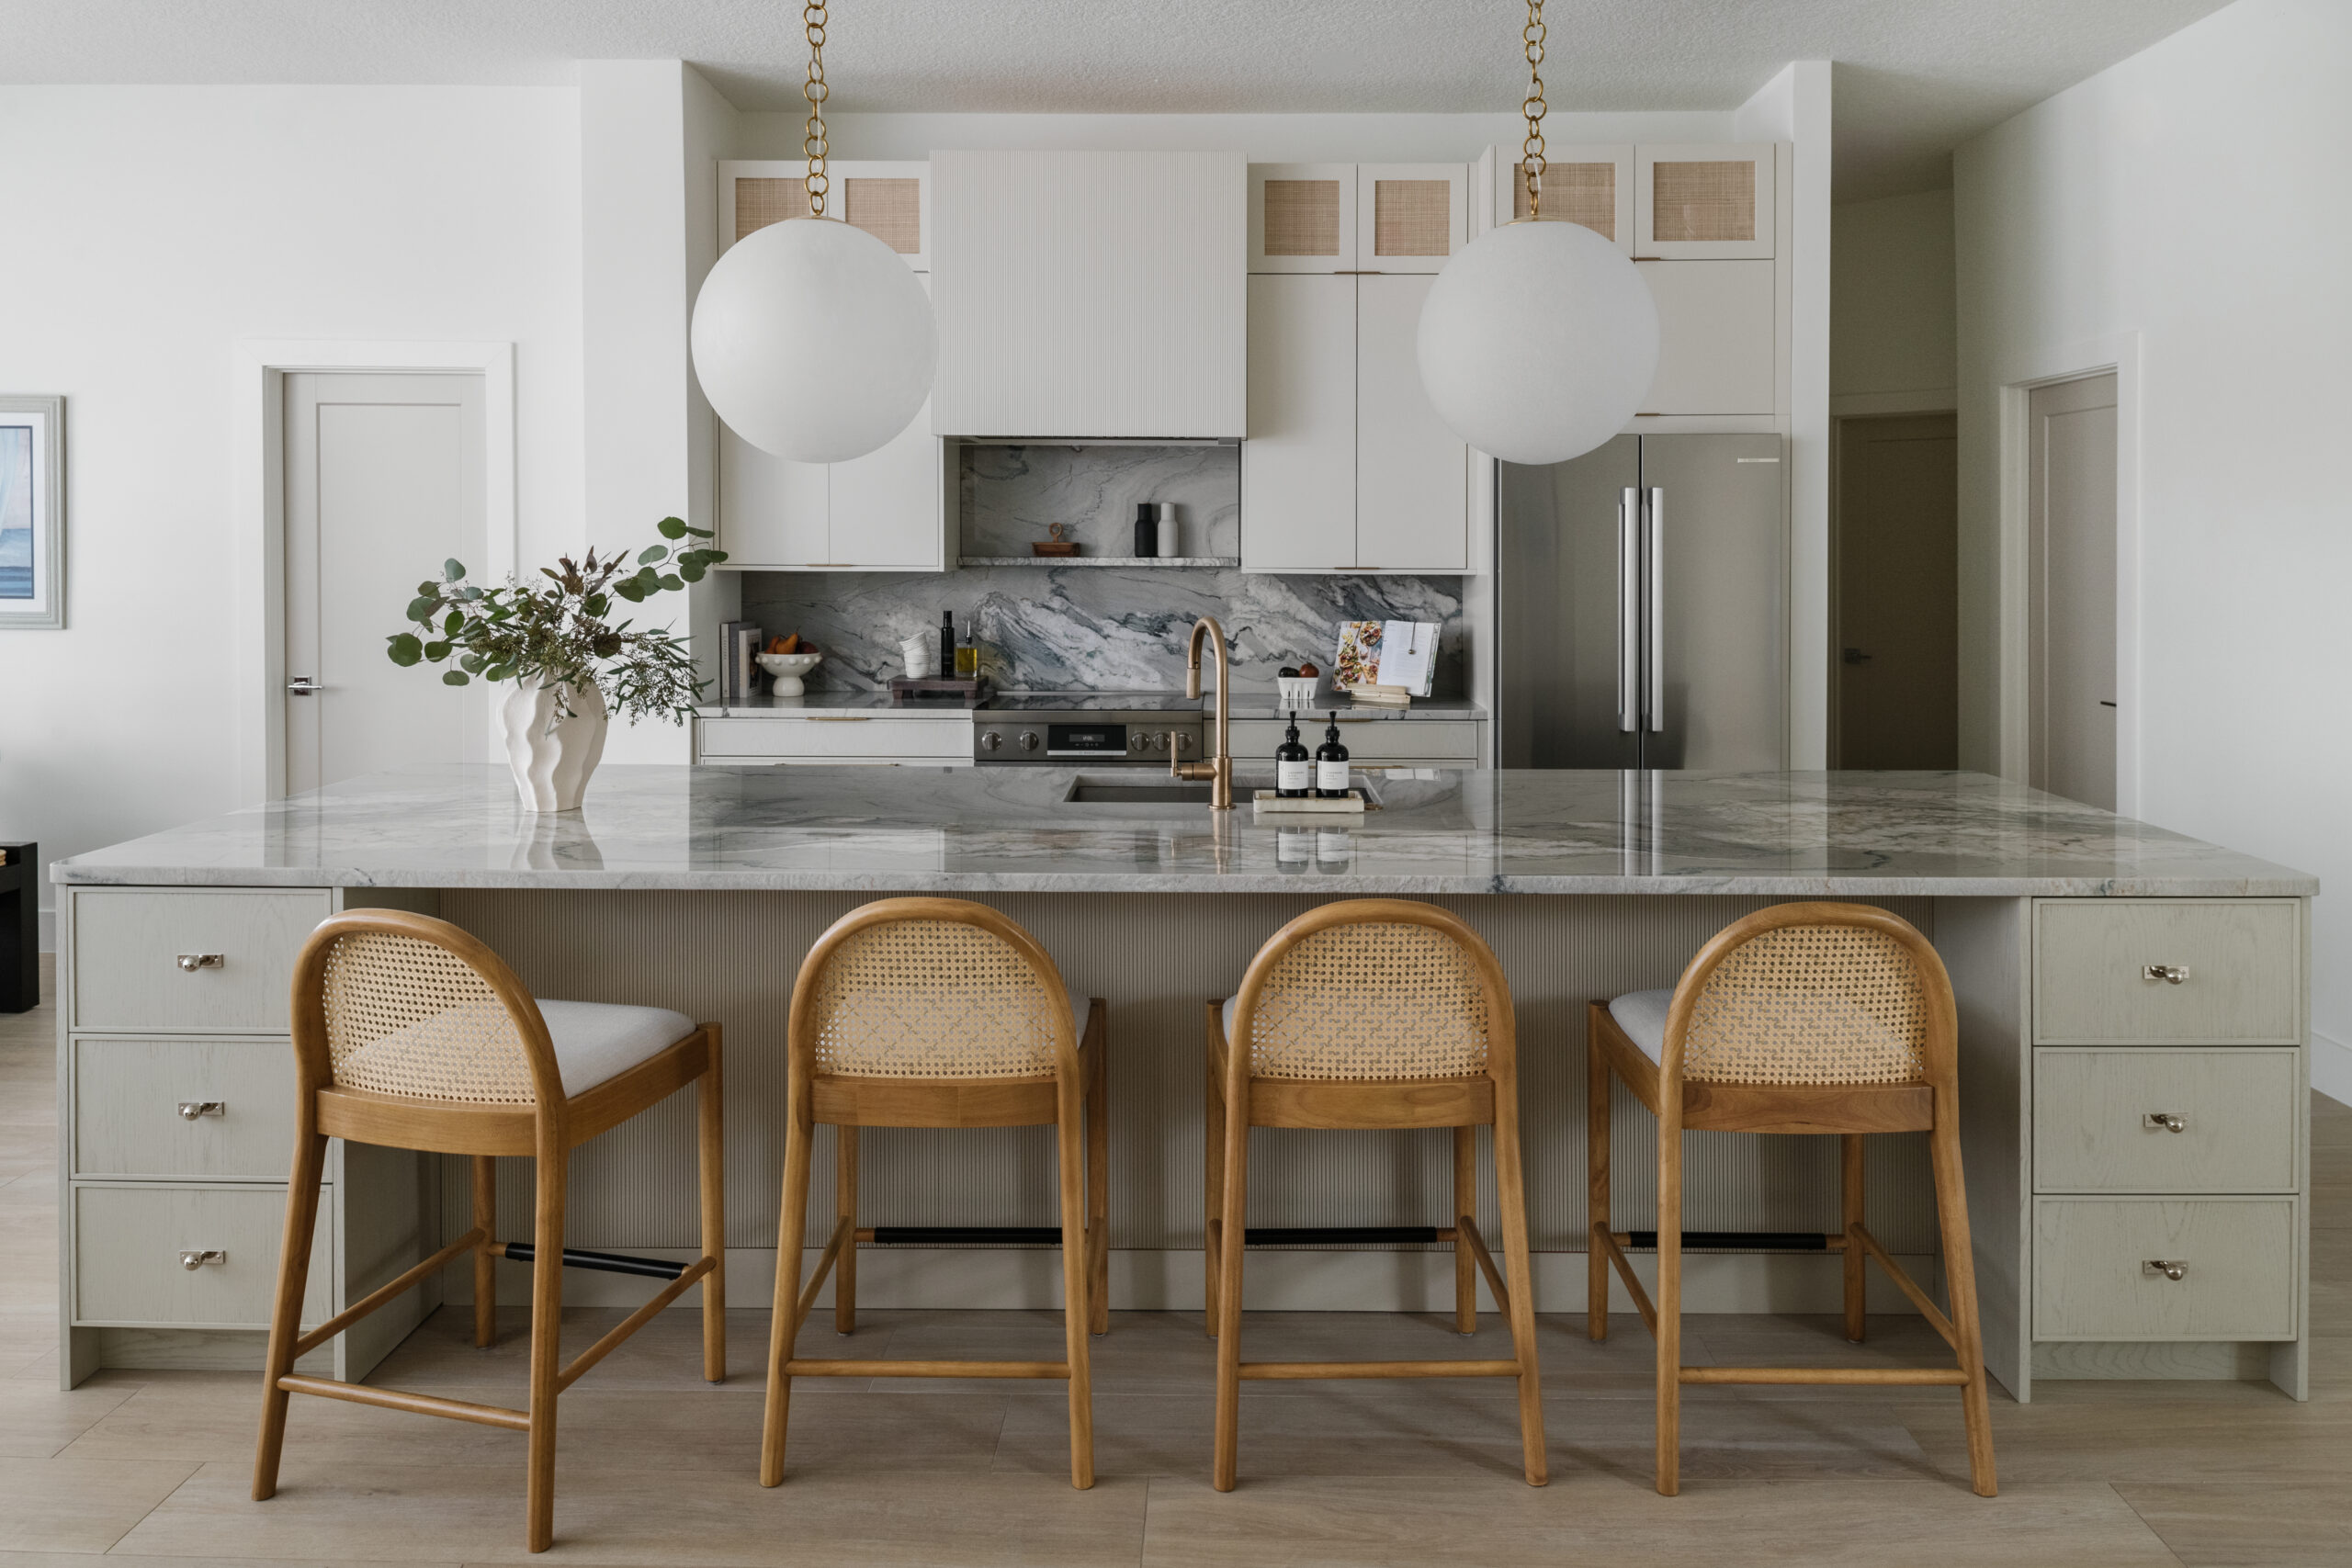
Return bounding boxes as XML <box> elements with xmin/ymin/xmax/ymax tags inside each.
<box><xmin>704</xmin><ymin>691</ymin><xmax>1487</xmax><ymax>721</ymax></box>
<box><xmin>51</xmin><ymin>766</ymin><xmax>2316</xmax><ymax>897</ymax></box>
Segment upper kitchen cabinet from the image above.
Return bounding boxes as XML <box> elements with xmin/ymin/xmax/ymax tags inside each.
<box><xmin>712</xmin><ymin>162</ymin><xmax>948</xmax><ymax>570</ymax></box>
<box><xmin>721</xmin><ymin>159</ymin><xmax>931</xmax><ymax>269</ymax></box>
<box><xmin>1634</xmin><ymin>259</ymin><xmax>1777</xmax><ymax>416</ymax></box>
<box><xmin>1250</xmin><ymin>163</ymin><xmax>1468</xmax><ymax>273</ymax></box>
<box><xmin>1480</xmin><ymin>144</ymin><xmax>1634</xmax><ymax>254</ymax></box>
<box><xmin>1250</xmin><ymin>164</ymin><xmax>1357</xmax><ymax>272</ymax></box>
<box><xmin>933</xmin><ymin>150</ymin><xmax>1245</xmax><ymax>439</ymax></box>
<box><xmin>1635</xmin><ymin>144</ymin><xmax>1773</xmax><ymax>259</ymax></box>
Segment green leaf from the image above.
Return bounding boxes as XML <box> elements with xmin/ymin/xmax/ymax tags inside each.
<box><xmin>583</xmin><ymin>592</ymin><xmax>609</xmax><ymax>617</ymax></box>
<box><xmin>404</xmin><ymin>595</ymin><xmax>438</xmax><ymax>625</ymax></box>
<box><xmin>656</xmin><ymin>516</ymin><xmax>689</xmax><ymax>539</ymax></box>
<box><xmin>386</xmin><ymin>633</ymin><xmax>423</xmax><ymax>667</ymax></box>
<box><xmin>705</xmin><ymin>547</ymin><xmax>729</xmax><ymax>564</ymax></box>
<box><xmin>459</xmin><ymin>652</ymin><xmax>485</xmax><ymax>674</ymax></box>
<box><xmin>637</xmin><ymin>544</ymin><xmax>669</xmax><ymax>565</ymax></box>
<box><xmin>423</xmin><ymin>639</ymin><xmax>451</xmax><ymax>661</ymax></box>
<box><xmin>443</xmin><ymin>610</ymin><xmax>463</xmax><ymax>637</ymax></box>
<box><xmin>683</xmin><ymin>523</ymin><xmax>715</xmax><ymax>539</ymax></box>
<box><xmin>444</xmin><ymin>558</ymin><xmax>466</xmax><ymax>582</ymax></box>
<box><xmin>463</xmin><ymin>585</ymin><xmax>485</xmax><ymax>601</ymax></box>
<box><xmin>657</xmin><ymin>573</ymin><xmax>684</xmax><ymax>592</ymax></box>
<box><xmin>677</xmin><ymin>558</ymin><xmax>707</xmax><ymax>583</ymax></box>
<box><xmin>612</xmin><ymin>579</ymin><xmax>646</xmax><ymax>603</ymax></box>
<box><xmin>442</xmin><ymin>670</ymin><xmax>470</xmax><ymax>686</ymax></box>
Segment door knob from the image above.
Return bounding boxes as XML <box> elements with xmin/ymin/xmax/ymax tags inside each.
<box><xmin>1841</xmin><ymin>648</ymin><xmax>1872</xmax><ymax>665</ymax></box>
<box><xmin>286</xmin><ymin>677</ymin><xmax>322</xmax><ymax>695</ymax></box>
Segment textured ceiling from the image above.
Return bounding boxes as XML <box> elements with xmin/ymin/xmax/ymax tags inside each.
<box><xmin>0</xmin><ymin>0</ymin><xmax>2232</xmax><ymax>201</ymax></box>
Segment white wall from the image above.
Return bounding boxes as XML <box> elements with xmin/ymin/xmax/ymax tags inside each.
<box><xmin>0</xmin><ymin>85</ymin><xmax>585</xmax><ymax>933</ymax></box>
<box><xmin>1832</xmin><ymin>187</ymin><xmax>1955</xmax><ymax>408</ymax></box>
<box><xmin>1953</xmin><ymin>0</ymin><xmax>2352</xmax><ymax>1093</ymax></box>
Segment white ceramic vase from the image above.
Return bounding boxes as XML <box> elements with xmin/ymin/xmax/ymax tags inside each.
<box><xmin>501</xmin><ymin>676</ymin><xmax>609</xmax><ymax>813</ymax></box>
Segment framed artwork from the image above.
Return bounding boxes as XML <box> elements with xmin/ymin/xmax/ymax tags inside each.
<box><xmin>0</xmin><ymin>396</ymin><xmax>63</xmax><ymax>629</ymax></box>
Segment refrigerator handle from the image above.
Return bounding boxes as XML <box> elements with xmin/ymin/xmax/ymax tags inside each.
<box><xmin>1646</xmin><ymin>487</ymin><xmax>1665</xmax><ymax>734</ymax></box>
<box><xmin>1618</xmin><ymin>487</ymin><xmax>1640</xmax><ymax>733</ymax></box>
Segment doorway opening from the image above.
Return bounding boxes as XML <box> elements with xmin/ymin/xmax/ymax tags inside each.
<box><xmin>1831</xmin><ymin>412</ymin><xmax>1957</xmax><ymax>769</ymax></box>
<box><xmin>2025</xmin><ymin>372</ymin><xmax>2119</xmax><ymax>809</ymax></box>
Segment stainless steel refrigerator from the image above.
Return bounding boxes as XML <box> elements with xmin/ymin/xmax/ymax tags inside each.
<box><xmin>1496</xmin><ymin>434</ymin><xmax>1786</xmax><ymax>770</ymax></box>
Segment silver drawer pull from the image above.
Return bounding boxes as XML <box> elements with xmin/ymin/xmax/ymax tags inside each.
<box><xmin>175</xmin><ymin>953</ymin><xmax>224</xmax><ymax>973</ymax></box>
<box><xmin>2141</xmin><ymin>964</ymin><xmax>2190</xmax><ymax>985</ymax></box>
<box><xmin>2143</xmin><ymin>1111</ymin><xmax>2188</xmax><ymax>1134</ymax></box>
<box><xmin>2143</xmin><ymin>1259</ymin><xmax>2188</xmax><ymax>1282</ymax></box>
<box><xmin>176</xmin><ymin>1100</ymin><xmax>226</xmax><ymax>1122</ymax></box>
<box><xmin>179</xmin><ymin>1248</ymin><xmax>228</xmax><ymax>1271</ymax></box>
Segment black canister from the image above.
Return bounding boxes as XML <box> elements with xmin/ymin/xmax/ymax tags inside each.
<box><xmin>1134</xmin><ymin>502</ymin><xmax>1157</xmax><ymax>558</ymax></box>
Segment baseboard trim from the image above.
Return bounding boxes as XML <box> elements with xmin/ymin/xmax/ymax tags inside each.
<box><xmin>444</xmin><ymin>1245</ymin><xmax>1940</xmax><ymax>1317</ymax></box>
<box><xmin>2312</xmin><ymin>1027</ymin><xmax>2351</xmax><ymax>1109</ymax></box>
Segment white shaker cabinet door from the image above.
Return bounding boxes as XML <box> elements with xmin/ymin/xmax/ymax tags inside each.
<box><xmin>1635</xmin><ymin>260</ymin><xmax>1776</xmax><ymax>416</ymax></box>
<box><xmin>718</xmin><ymin>430</ymin><xmax>830</xmax><ymax>569</ymax></box>
<box><xmin>1241</xmin><ymin>274</ymin><xmax>1359</xmax><ymax>572</ymax></box>
<box><xmin>1355</xmin><ymin>274</ymin><xmax>1467</xmax><ymax>571</ymax></box>
<box><xmin>826</xmin><ymin>275</ymin><xmax>946</xmax><ymax>570</ymax></box>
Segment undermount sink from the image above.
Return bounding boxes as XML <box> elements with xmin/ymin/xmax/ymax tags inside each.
<box><xmin>1063</xmin><ymin>781</ymin><xmax>1216</xmax><ymax>806</ymax></box>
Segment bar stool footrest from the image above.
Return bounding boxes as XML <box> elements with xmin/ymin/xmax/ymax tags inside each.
<box><xmin>497</xmin><ymin>1242</ymin><xmax>689</xmax><ymax>1280</ymax></box>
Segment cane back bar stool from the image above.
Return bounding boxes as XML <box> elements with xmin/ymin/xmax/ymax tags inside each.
<box><xmin>253</xmin><ymin>911</ymin><xmax>726</xmax><ymax>1554</ymax></box>
<box><xmin>1206</xmin><ymin>898</ymin><xmax>1545</xmax><ymax>1491</ymax></box>
<box><xmin>763</xmin><ymin>897</ymin><xmax>1108</xmax><ymax>1490</ymax></box>
<box><xmin>1587</xmin><ymin>901</ymin><xmax>1996</xmax><ymax>1497</ymax></box>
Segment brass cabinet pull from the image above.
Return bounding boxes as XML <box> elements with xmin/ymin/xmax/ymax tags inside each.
<box><xmin>802</xmin><ymin>716</ymin><xmax>872</xmax><ymax>723</ymax></box>
<box><xmin>2141</xmin><ymin>964</ymin><xmax>2190</xmax><ymax>985</ymax></box>
<box><xmin>175</xmin><ymin>953</ymin><xmax>224</xmax><ymax>973</ymax></box>
<box><xmin>176</xmin><ymin>1100</ymin><xmax>226</xmax><ymax>1122</ymax></box>
<box><xmin>2143</xmin><ymin>1112</ymin><xmax>2188</xmax><ymax>1134</ymax></box>
<box><xmin>2143</xmin><ymin>1259</ymin><xmax>2188</xmax><ymax>1282</ymax></box>
<box><xmin>179</xmin><ymin>1248</ymin><xmax>228</xmax><ymax>1271</ymax></box>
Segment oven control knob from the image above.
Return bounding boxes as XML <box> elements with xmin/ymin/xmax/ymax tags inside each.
<box><xmin>1174</xmin><ymin>733</ymin><xmax>1193</xmax><ymax>753</ymax></box>
<box><xmin>1152</xmin><ymin>731</ymin><xmax>1170</xmax><ymax>751</ymax></box>
<box><xmin>1129</xmin><ymin>734</ymin><xmax>1148</xmax><ymax>753</ymax></box>
<box><xmin>979</xmin><ymin>730</ymin><xmax>1002</xmax><ymax>751</ymax></box>
<box><xmin>1016</xmin><ymin>730</ymin><xmax>1040</xmax><ymax>752</ymax></box>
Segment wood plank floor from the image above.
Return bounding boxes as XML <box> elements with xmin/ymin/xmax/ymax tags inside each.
<box><xmin>7</xmin><ymin>957</ymin><xmax>2346</xmax><ymax>1565</ymax></box>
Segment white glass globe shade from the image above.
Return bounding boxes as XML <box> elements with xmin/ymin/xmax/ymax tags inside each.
<box><xmin>1417</xmin><ymin>220</ymin><xmax>1660</xmax><ymax>466</ymax></box>
<box><xmin>690</xmin><ymin>217</ymin><xmax>937</xmax><ymax>464</ymax></box>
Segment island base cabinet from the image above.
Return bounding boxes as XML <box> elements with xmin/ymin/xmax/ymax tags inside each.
<box><xmin>2032</xmin><ymin>1048</ymin><xmax>2300</xmax><ymax>1193</ymax></box>
<box><xmin>2033</xmin><ymin>1197</ymin><xmax>2297</xmax><ymax>1342</ymax></box>
<box><xmin>73</xmin><ymin>1183</ymin><xmax>332</xmax><ymax>1329</ymax></box>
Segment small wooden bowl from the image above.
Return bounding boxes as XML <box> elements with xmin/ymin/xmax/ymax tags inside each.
<box><xmin>1032</xmin><ymin>522</ymin><xmax>1080</xmax><ymax>557</ymax></box>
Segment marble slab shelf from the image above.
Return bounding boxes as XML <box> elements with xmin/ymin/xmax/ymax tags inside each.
<box><xmin>956</xmin><ymin>555</ymin><xmax>1242</xmax><ymax>568</ymax></box>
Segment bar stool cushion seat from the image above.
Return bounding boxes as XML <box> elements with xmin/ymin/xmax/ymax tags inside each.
<box><xmin>1605</xmin><ymin>989</ymin><xmax>1674</xmax><ymax>1063</ymax></box>
<box><xmin>539</xmin><ymin>1001</ymin><xmax>696</xmax><ymax>1095</ymax></box>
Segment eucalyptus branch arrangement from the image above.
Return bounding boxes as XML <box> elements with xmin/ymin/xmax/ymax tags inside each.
<box><xmin>385</xmin><ymin>517</ymin><xmax>727</xmax><ymax>726</ymax></box>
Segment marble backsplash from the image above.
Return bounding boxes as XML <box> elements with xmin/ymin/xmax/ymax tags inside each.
<box><xmin>741</xmin><ymin>564</ymin><xmax>1464</xmax><ymax>695</ymax></box>
<box><xmin>961</xmin><ymin>444</ymin><xmax>1240</xmax><ymax>559</ymax></box>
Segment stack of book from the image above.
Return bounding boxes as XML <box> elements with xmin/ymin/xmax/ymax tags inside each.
<box><xmin>716</xmin><ymin>620</ymin><xmax>764</xmax><ymax>705</ymax></box>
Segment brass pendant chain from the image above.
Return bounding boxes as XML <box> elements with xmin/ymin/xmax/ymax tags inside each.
<box><xmin>802</xmin><ymin>0</ymin><xmax>831</xmax><ymax>218</ymax></box>
<box><xmin>1521</xmin><ymin>0</ymin><xmax>1547</xmax><ymax>220</ymax></box>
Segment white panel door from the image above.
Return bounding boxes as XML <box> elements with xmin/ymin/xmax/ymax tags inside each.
<box><xmin>1635</xmin><ymin>260</ymin><xmax>1776</xmax><ymax>415</ymax></box>
<box><xmin>1241</xmin><ymin>275</ymin><xmax>1358</xmax><ymax>572</ymax></box>
<box><xmin>718</xmin><ymin>428</ymin><xmax>830</xmax><ymax>568</ymax></box>
<box><xmin>1355</xmin><ymin>275</ymin><xmax>1467</xmax><ymax>571</ymax></box>
<box><xmin>2029</xmin><ymin>373</ymin><xmax>2119</xmax><ymax>810</ymax></box>
<box><xmin>283</xmin><ymin>372</ymin><xmax>483</xmax><ymax>795</ymax></box>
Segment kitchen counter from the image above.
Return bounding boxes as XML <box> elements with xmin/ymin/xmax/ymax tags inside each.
<box><xmin>704</xmin><ymin>690</ymin><xmax>1488</xmax><ymax>721</ymax></box>
<box><xmin>51</xmin><ymin>765</ymin><xmax>2313</xmax><ymax>897</ymax></box>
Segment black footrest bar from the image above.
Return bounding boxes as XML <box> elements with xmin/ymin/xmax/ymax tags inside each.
<box><xmin>869</xmin><ymin>1226</ymin><xmax>1062</xmax><ymax>1246</ymax></box>
<box><xmin>1247</xmin><ymin>1227</ymin><xmax>1444</xmax><ymax>1246</ymax></box>
<box><xmin>1623</xmin><ymin>1231</ymin><xmax>1831</xmax><ymax>1252</ymax></box>
<box><xmin>862</xmin><ymin>1224</ymin><xmax>1451</xmax><ymax>1248</ymax></box>
<box><xmin>498</xmin><ymin>1242</ymin><xmax>689</xmax><ymax>1280</ymax></box>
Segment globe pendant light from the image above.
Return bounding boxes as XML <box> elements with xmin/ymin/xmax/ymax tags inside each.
<box><xmin>1417</xmin><ymin>0</ymin><xmax>1658</xmax><ymax>466</ymax></box>
<box><xmin>690</xmin><ymin>1</ymin><xmax>936</xmax><ymax>464</ymax></box>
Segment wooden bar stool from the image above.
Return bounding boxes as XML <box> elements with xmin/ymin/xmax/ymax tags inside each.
<box><xmin>763</xmin><ymin>897</ymin><xmax>1107</xmax><ymax>1490</ymax></box>
<box><xmin>253</xmin><ymin>910</ymin><xmax>725</xmax><ymax>1553</ymax></box>
<box><xmin>1587</xmin><ymin>901</ymin><xmax>1996</xmax><ymax>1496</ymax></box>
<box><xmin>1205</xmin><ymin>898</ymin><xmax>1545</xmax><ymax>1491</ymax></box>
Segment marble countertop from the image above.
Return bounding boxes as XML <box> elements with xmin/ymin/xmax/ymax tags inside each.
<box><xmin>52</xmin><ymin>766</ymin><xmax>2316</xmax><ymax>897</ymax></box>
<box><xmin>707</xmin><ymin>691</ymin><xmax>1486</xmax><ymax>721</ymax></box>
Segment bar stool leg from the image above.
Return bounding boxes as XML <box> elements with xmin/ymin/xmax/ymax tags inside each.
<box><xmin>1930</xmin><ymin>1097</ymin><xmax>1999</xmax><ymax>1497</ymax></box>
<box><xmin>524</xmin><ymin>1145</ymin><xmax>568</xmax><ymax>1553</ymax></box>
<box><xmin>1655</xmin><ymin>1122</ymin><xmax>1683</xmax><ymax>1497</ymax></box>
<box><xmin>1210</xmin><ymin>1072</ymin><xmax>1250</xmax><ymax>1491</ymax></box>
<box><xmin>1202</xmin><ymin>1030</ymin><xmax>1225</xmax><ymax>1338</ymax></box>
<box><xmin>761</xmin><ymin>1099</ymin><xmax>815</xmax><ymax>1487</ymax></box>
<box><xmin>1087</xmin><ymin>1004</ymin><xmax>1110</xmax><ymax>1337</ymax></box>
<box><xmin>1587</xmin><ymin>1025</ymin><xmax>1611</xmax><ymax>1340</ymax></box>
<box><xmin>698</xmin><ymin>1028</ymin><xmax>727</xmax><ymax>1382</ymax></box>
<box><xmin>834</xmin><ymin>1126</ymin><xmax>859</xmax><ymax>1336</ymax></box>
<box><xmin>1492</xmin><ymin>1095</ymin><xmax>1548</xmax><ymax>1486</ymax></box>
<box><xmin>1453</xmin><ymin>1125</ymin><xmax>1477</xmax><ymax>1336</ymax></box>
<box><xmin>1056</xmin><ymin>1093</ymin><xmax>1096</xmax><ymax>1489</ymax></box>
<box><xmin>1842</xmin><ymin>1133</ymin><xmax>1867</xmax><ymax>1344</ymax></box>
<box><xmin>471</xmin><ymin>1156</ymin><xmax>498</xmax><ymax>1349</ymax></box>
<box><xmin>252</xmin><ymin>1128</ymin><xmax>328</xmax><ymax>1500</ymax></box>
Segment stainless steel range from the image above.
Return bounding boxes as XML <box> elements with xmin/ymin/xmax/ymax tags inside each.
<box><xmin>972</xmin><ymin>693</ymin><xmax>1204</xmax><ymax>766</ymax></box>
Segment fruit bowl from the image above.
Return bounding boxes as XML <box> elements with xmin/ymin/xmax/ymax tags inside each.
<box><xmin>755</xmin><ymin>650</ymin><xmax>823</xmax><ymax>697</ymax></box>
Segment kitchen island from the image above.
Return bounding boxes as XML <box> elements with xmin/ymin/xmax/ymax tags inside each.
<box><xmin>52</xmin><ymin>765</ymin><xmax>2316</xmax><ymax>1404</ymax></box>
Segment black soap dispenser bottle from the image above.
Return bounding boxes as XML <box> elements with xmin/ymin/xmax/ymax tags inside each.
<box><xmin>1315</xmin><ymin>712</ymin><xmax>1351</xmax><ymax>798</ymax></box>
<box><xmin>1275</xmin><ymin>716</ymin><xmax>1312</xmax><ymax>798</ymax></box>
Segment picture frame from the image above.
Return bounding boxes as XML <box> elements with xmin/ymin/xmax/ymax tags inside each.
<box><xmin>0</xmin><ymin>395</ymin><xmax>64</xmax><ymax>629</ymax></box>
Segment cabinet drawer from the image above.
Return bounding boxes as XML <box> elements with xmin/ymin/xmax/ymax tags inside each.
<box><xmin>2033</xmin><ymin>899</ymin><xmax>2299</xmax><ymax>1043</ymax></box>
<box><xmin>2033</xmin><ymin>1197</ymin><xmax>2295</xmax><ymax>1341</ymax></box>
<box><xmin>1227</xmin><ymin>719</ymin><xmax>1481</xmax><ymax>765</ymax></box>
<box><xmin>74</xmin><ymin>1184</ymin><xmax>332</xmax><ymax>1328</ymax></box>
<box><xmin>2034</xmin><ymin>1050</ymin><xmax>2299</xmax><ymax>1193</ymax></box>
<box><xmin>695</xmin><ymin>716</ymin><xmax>967</xmax><ymax>760</ymax></box>
<box><xmin>71</xmin><ymin>889</ymin><xmax>331</xmax><ymax>1033</ymax></box>
<box><xmin>74</xmin><ymin>1038</ymin><xmax>297</xmax><ymax>1179</ymax></box>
